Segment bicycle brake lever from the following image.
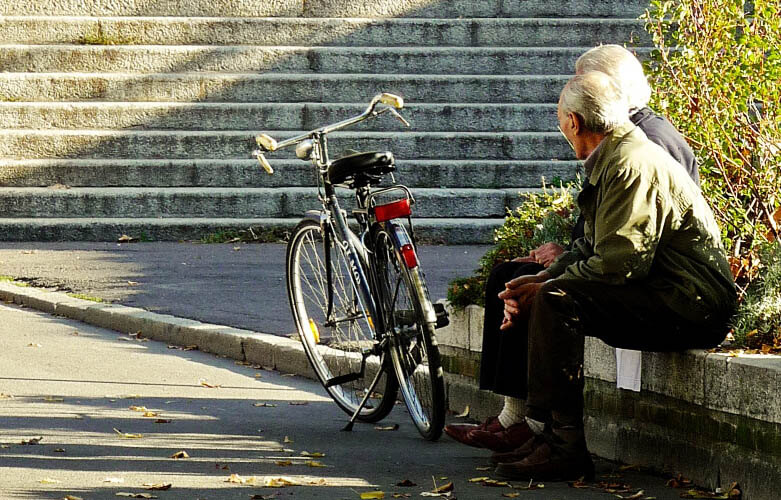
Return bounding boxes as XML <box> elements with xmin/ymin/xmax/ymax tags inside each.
<box><xmin>388</xmin><ymin>107</ymin><xmax>411</xmax><ymax>128</ymax></box>
<box><xmin>254</xmin><ymin>150</ymin><xmax>274</xmax><ymax>174</ymax></box>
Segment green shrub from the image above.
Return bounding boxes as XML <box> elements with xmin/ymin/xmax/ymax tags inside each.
<box><xmin>732</xmin><ymin>242</ymin><xmax>781</xmax><ymax>348</ymax></box>
<box><xmin>642</xmin><ymin>0</ymin><xmax>780</xmax><ymax>292</ymax></box>
<box><xmin>447</xmin><ymin>182</ymin><xmax>579</xmax><ymax>308</ymax></box>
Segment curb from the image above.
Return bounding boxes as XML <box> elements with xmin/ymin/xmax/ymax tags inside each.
<box><xmin>0</xmin><ymin>281</ymin><xmax>502</xmax><ymax>420</ymax></box>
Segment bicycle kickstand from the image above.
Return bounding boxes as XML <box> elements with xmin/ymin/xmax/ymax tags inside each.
<box><xmin>342</xmin><ymin>357</ymin><xmax>388</xmax><ymax>432</ymax></box>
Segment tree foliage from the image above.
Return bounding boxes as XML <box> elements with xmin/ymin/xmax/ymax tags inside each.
<box><xmin>641</xmin><ymin>0</ymin><xmax>780</xmax><ymax>292</ymax></box>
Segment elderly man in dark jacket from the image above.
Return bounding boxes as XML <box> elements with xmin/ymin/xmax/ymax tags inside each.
<box><xmin>445</xmin><ymin>45</ymin><xmax>708</xmax><ymax>454</ymax></box>
<box><xmin>494</xmin><ymin>71</ymin><xmax>735</xmax><ymax>480</ymax></box>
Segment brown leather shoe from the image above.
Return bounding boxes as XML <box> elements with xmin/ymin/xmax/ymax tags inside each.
<box><xmin>467</xmin><ymin>420</ymin><xmax>535</xmax><ymax>452</ymax></box>
<box><xmin>444</xmin><ymin>416</ymin><xmax>502</xmax><ymax>447</ymax></box>
<box><xmin>494</xmin><ymin>440</ymin><xmax>595</xmax><ymax>481</ymax></box>
<box><xmin>489</xmin><ymin>433</ymin><xmax>546</xmax><ymax>464</ymax></box>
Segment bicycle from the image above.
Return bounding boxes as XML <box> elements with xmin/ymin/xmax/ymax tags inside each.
<box><xmin>253</xmin><ymin>93</ymin><xmax>448</xmax><ymax>441</ymax></box>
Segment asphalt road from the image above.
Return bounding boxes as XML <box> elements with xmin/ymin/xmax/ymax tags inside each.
<box><xmin>0</xmin><ymin>303</ymin><xmax>690</xmax><ymax>500</ymax></box>
<box><xmin>0</xmin><ymin>242</ymin><xmax>491</xmax><ymax>336</ymax></box>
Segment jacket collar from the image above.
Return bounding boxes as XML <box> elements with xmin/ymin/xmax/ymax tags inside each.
<box><xmin>583</xmin><ymin>121</ymin><xmax>637</xmax><ymax>185</ymax></box>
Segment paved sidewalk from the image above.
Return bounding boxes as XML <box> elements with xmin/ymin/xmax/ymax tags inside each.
<box><xmin>0</xmin><ymin>241</ymin><xmax>491</xmax><ymax>335</ymax></box>
<box><xmin>0</xmin><ymin>302</ymin><xmax>687</xmax><ymax>500</ymax></box>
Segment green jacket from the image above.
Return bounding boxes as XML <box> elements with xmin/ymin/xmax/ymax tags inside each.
<box><xmin>546</xmin><ymin>122</ymin><xmax>736</xmax><ymax>322</ymax></box>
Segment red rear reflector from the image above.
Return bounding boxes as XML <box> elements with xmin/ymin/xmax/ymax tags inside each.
<box><xmin>400</xmin><ymin>243</ymin><xmax>418</xmax><ymax>268</ymax></box>
<box><xmin>373</xmin><ymin>199</ymin><xmax>411</xmax><ymax>222</ymax></box>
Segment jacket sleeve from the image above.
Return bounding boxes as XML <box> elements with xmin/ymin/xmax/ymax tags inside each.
<box><xmin>545</xmin><ymin>237</ymin><xmax>592</xmax><ymax>277</ymax></box>
<box><xmin>560</xmin><ymin>165</ymin><xmax>668</xmax><ymax>284</ymax></box>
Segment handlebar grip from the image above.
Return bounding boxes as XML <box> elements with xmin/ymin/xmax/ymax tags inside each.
<box><xmin>255</xmin><ymin>151</ymin><xmax>274</xmax><ymax>174</ymax></box>
<box><xmin>256</xmin><ymin>133</ymin><xmax>278</xmax><ymax>152</ymax></box>
<box><xmin>379</xmin><ymin>93</ymin><xmax>404</xmax><ymax>109</ymax></box>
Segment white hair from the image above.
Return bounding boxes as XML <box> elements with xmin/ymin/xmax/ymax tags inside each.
<box><xmin>575</xmin><ymin>44</ymin><xmax>652</xmax><ymax>110</ymax></box>
<box><xmin>560</xmin><ymin>71</ymin><xmax>630</xmax><ymax>134</ymax></box>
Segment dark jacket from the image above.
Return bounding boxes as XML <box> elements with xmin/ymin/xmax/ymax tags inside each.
<box><xmin>570</xmin><ymin>107</ymin><xmax>698</xmax><ymax>242</ymax></box>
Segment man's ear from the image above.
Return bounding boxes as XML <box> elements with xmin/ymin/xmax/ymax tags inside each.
<box><xmin>568</xmin><ymin>112</ymin><xmax>583</xmax><ymax>135</ymax></box>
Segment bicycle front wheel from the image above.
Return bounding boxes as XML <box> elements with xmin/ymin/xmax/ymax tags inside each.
<box><xmin>374</xmin><ymin>224</ymin><xmax>445</xmax><ymax>440</ymax></box>
<box><xmin>286</xmin><ymin>219</ymin><xmax>397</xmax><ymax>422</ymax></box>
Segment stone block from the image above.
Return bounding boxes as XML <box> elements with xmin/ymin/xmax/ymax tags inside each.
<box><xmin>583</xmin><ymin>337</ymin><xmax>616</xmax><ymax>382</ymax></box>
<box><xmin>704</xmin><ymin>353</ymin><xmax>781</xmax><ymax>424</ymax></box>
<box><xmin>641</xmin><ymin>350</ymin><xmax>706</xmax><ymax>405</ymax></box>
<box><xmin>444</xmin><ymin>372</ymin><xmax>502</xmax><ymax>423</ymax></box>
<box><xmin>435</xmin><ymin>301</ymin><xmax>470</xmax><ymax>351</ymax></box>
<box><xmin>466</xmin><ymin>304</ymin><xmax>484</xmax><ymax>352</ymax></box>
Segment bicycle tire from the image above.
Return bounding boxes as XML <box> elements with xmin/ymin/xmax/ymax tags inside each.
<box><xmin>286</xmin><ymin>219</ymin><xmax>398</xmax><ymax>422</ymax></box>
<box><xmin>373</xmin><ymin>224</ymin><xmax>445</xmax><ymax>440</ymax></box>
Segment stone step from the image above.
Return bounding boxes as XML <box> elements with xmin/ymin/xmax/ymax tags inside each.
<box><xmin>0</xmin><ymin>217</ymin><xmax>502</xmax><ymax>243</ymax></box>
<box><xmin>0</xmin><ymin>16</ymin><xmax>650</xmax><ymax>47</ymax></box>
<box><xmin>0</xmin><ymin>187</ymin><xmax>534</xmax><ymax>218</ymax></box>
<box><xmin>0</xmin><ymin>102</ymin><xmax>558</xmax><ymax>132</ymax></box>
<box><xmin>0</xmin><ymin>0</ymin><xmax>650</xmax><ymax>19</ymax></box>
<box><xmin>0</xmin><ymin>73</ymin><xmax>571</xmax><ymax>103</ymax></box>
<box><xmin>0</xmin><ymin>130</ymin><xmax>572</xmax><ymax>161</ymax></box>
<box><xmin>0</xmin><ymin>159</ymin><xmax>578</xmax><ymax>188</ymax></box>
<box><xmin>0</xmin><ymin>45</ymin><xmax>635</xmax><ymax>74</ymax></box>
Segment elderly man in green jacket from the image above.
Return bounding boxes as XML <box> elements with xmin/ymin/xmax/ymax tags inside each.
<box><xmin>493</xmin><ymin>71</ymin><xmax>736</xmax><ymax>481</ymax></box>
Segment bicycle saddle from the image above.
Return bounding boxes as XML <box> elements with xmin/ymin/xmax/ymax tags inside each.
<box><xmin>328</xmin><ymin>151</ymin><xmax>395</xmax><ymax>187</ymax></box>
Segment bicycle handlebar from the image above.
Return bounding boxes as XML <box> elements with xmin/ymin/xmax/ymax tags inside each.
<box><xmin>253</xmin><ymin>93</ymin><xmax>408</xmax><ymax>174</ymax></box>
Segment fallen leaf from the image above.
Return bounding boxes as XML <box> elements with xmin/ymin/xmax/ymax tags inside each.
<box><xmin>253</xmin><ymin>402</ymin><xmax>277</xmax><ymax>407</ymax></box>
<box><xmin>117</xmin><ymin>234</ymin><xmax>137</xmax><ymax>243</ymax></box>
<box><xmin>503</xmin><ymin>494</ymin><xmax>521</xmax><ymax>499</ymax></box>
<box><xmin>170</xmin><ymin>451</ymin><xmax>189</xmax><ymax>459</ymax></box>
<box><xmin>142</xmin><ymin>412</ymin><xmax>159</xmax><ymax>418</ymax></box>
<box><xmin>116</xmin><ymin>494</ymin><xmax>157</xmax><ymax>499</ymax></box>
<box><xmin>122</xmin><ymin>394</ymin><xmax>142</xmax><ymax>399</ymax></box>
<box><xmin>392</xmin><ymin>495</ymin><xmax>411</xmax><ymax>499</ymax></box>
<box><xmin>199</xmin><ymin>379</ymin><xmax>221</xmax><ymax>388</ymax></box>
<box><xmin>434</xmin><ymin>482</ymin><xmax>453</xmax><ymax>493</ymax></box>
<box><xmin>0</xmin><ymin>393</ymin><xmax>13</xmax><ymax>399</ymax></box>
<box><xmin>21</xmin><ymin>436</ymin><xmax>43</xmax><ymax>445</ymax></box>
<box><xmin>142</xmin><ymin>483</ymin><xmax>172</xmax><ymax>491</ymax></box>
<box><xmin>39</xmin><ymin>478</ymin><xmax>61</xmax><ymax>484</ymax></box>
<box><xmin>300</xmin><ymin>451</ymin><xmax>325</xmax><ymax>458</ymax></box>
<box><xmin>155</xmin><ymin>419</ymin><xmax>172</xmax><ymax>424</ymax></box>
<box><xmin>306</xmin><ymin>460</ymin><xmax>326</xmax><ymax>467</ymax></box>
<box><xmin>54</xmin><ymin>448</ymin><xmax>65</xmax><ymax>453</ymax></box>
<box><xmin>454</xmin><ymin>405</ymin><xmax>470</xmax><ymax>418</ymax></box>
<box><xmin>64</xmin><ymin>496</ymin><xmax>84</xmax><ymax>500</ymax></box>
<box><xmin>226</xmin><ymin>474</ymin><xmax>247</xmax><ymax>484</ymax></box>
<box><xmin>44</xmin><ymin>396</ymin><xmax>64</xmax><ymax>402</ymax></box>
<box><xmin>396</xmin><ymin>479</ymin><xmax>416</xmax><ymax>487</ymax></box>
<box><xmin>468</xmin><ymin>477</ymin><xmax>489</xmax><ymax>483</ymax></box>
<box><xmin>474</xmin><ymin>466</ymin><xmax>491</xmax><ymax>471</ymax></box>
<box><xmin>255</xmin><ymin>373</ymin><xmax>262</xmax><ymax>378</ymax></box>
<box><xmin>275</xmin><ymin>460</ymin><xmax>292</xmax><ymax>466</ymax></box>
<box><xmin>374</xmin><ymin>424</ymin><xmax>399</xmax><ymax>431</ymax></box>
<box><xmin>113</xmin><ymin>428</ymin><xmax>143</xmax><ymax>439</ymax></box>
<box><xmin>127</xmin><ymin>281</ymin><xmax>139</xmax><ymax>286</ymax></box>
<box><xmin>264</xmin><ymin>477</ymin><xmax>296</xmax><ymax>487</ymax></box>
<box><xmin>616</xmin><ymin>491</ymin><xmax>645</xmax><ymax>500</ymax></box>
<box><xmin>360</xmin><ymin>492</ymin><xmax>385</xmax><ymax>499</ymax></box>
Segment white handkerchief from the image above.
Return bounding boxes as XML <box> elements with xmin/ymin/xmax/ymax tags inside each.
<box><xmin>615</xmin><ymin>348</ymin><xmax>642</xmax><ymax>391</ymax></box>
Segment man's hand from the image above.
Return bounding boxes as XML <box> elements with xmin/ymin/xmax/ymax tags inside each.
<box><xmin>528</xmin><ymin>242</ymin><xmax>565</xmax><ymax>267</ymax></box>
<box><xmin>497</xmin><ymin>271</ymin><xmax>551</xmax><ymax>330</ymax></box>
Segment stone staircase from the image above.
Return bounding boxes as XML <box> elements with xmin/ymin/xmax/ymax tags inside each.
<box><xmin>0</xmin><ymin>0</ymin><xmax>651</xmax><ymax>242</ymax></box>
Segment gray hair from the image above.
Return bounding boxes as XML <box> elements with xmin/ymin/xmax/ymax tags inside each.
<box><xmin>560</xmin><ymin>71</ymin><xmax>630</xmax><ymax>134</ymax></box>
<box><xmin>575</xmin><ymin>44</ymin><xmax>652</xmax><ymax>110</ymax></box>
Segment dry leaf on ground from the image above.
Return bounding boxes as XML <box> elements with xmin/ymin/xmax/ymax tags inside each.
<box><xmin>360</xmin><ymin>492</ymin><xmax>385</xmax><ymax>499</ymax></box>
<box><xmin>142</xmin><ymin>412</ymin><xmax>159</xmax><ymax>417</ymax></box>
<box><xmin>253</xmin><ymin>402</ymin><xmax>277</xmax><ymax>407</ymax></box>
<box><xmin>117</xmin><ymin>235</ymin><xmax>137</xmax><ymax>243</ymax></box>
<box><xmin>21</xmin><ymin>436</ymin><xmax>43</xmax><ymax>445</ymax></box>
<box><xmin>154</xmin><ymin>419</ymin><xmax>171</xmax><ymax>424</ymax></box>
<box><xmin>396</xmin><ymin>479</ymin><xmax>416</xmax><ymax>487</ymax></box>
<box><xmin>275</xmin><ymin>460</ymin><xmax>292</xmax><ymax>466</ymax></box>
<box><xmin>113</xmin><ymin>428</ymin><xmax>143</xmax><ymax>439</ymax></box>
<box><xmin>454</xmin><ymin>405</ymin><xmax>470</xmax><ymax>418</ymax></box>
<box><xmin>300</xmin><ymin>451</ymin><xmax>325</xmax><ymax>457</ymax></box>
<box><xmin>374</xmin><ymin>424</ymin><xmax>399</xmax><ymax>431</ymax></box>
<box><xmin>169</xmin><ymin>451</ymin><xmax>189</xmax><ymax>459</ymax></box>
<box><xmin>115</xmin><ymin>494</ymin><xmax>157</xmax><ymax>499</ymax></box>
<box><xmin>64</xmin><ymin>496</ymin><xmax>84</xmax><ymax>500</ymax></box>
<box><xmin>142</xmin><ymin>483</ymin><xmax>172</xmax><ymax>491</ymax></box>
<box><xmin>305</xmin><ymin>460</ymin><xmax>326</xmax><ymax>467</ymax></box>
<box><xmin>199</xmin><ymin>379</ymin><xmax>221</xmax><ymax>388</ymax></box>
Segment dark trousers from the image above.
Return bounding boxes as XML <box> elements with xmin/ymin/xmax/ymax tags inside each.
<box><xmin>525</xmin><ymin>279</ymin><xmax>732</xmax><ymax>421</ymax></box>
<box><xmin>478</xmin><ymin>261</ymin><xmax>544</xmax><ymax>398</ymax></box>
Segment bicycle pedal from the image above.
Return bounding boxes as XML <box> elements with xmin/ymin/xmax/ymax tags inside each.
<box><xmin>433</xmin><ymin>303</ymin><xmax>449</xmax><ymax>329</ymax></box>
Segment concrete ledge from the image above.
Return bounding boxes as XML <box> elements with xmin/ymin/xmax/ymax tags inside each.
<box><xmin>436</xmin><ymin>302</ymin><xmax>781</xmax><ymax>500</ymax></box>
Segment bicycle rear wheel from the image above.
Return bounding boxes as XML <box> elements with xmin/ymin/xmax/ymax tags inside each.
<box><xmin>373</xmin><ymin>224</ymin><xmax>445</xmax><ymax>440</ymax></box>
<box><xmin>287</xmin><ymin>219</ymin><xmax>397</xmax><ymax>422</ymax></box>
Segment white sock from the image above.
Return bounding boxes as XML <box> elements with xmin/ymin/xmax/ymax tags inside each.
<box><xmin>497</xmin><ymin>396</ymin><xmax>525</xmax><ymax>429</ymax></box>
<box><xmin>525</xmin><ymin>416</ymin><xmax>545</xmax><ymax>435</ymax></box>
